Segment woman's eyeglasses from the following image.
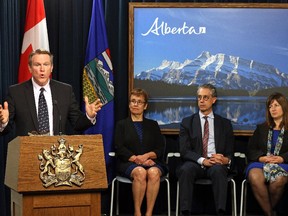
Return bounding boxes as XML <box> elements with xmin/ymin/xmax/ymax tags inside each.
<box><xmin>130</xmin><ymin>100</ymin><xmax>146</xmax><ymax>105</ymax></box>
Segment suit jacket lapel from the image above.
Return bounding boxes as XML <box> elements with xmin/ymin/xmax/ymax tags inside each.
<box><xmin>24</xmin><ymin>80</ymin><xmax>38</xmax><ymax>130</ymax></box>
<box><xmin>213</xmin><ymin>115</ymin><xmax>220</xmax><ymax>150</ymax></box>
<box><xmin>195</xmin><ymin>115</ymin><xmax>202</xmax><ymax>138</ymax></box>
<box><xmin>193</xmin><ymin>114</ymin><xmax>202</xmax><ymax>149</ymax></box>
<box><xmin>50</xmin><ymin>80</ymin><xmax>59</xmax><ymax>133</ymax></box>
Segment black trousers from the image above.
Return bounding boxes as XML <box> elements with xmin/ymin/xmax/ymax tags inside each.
<box><xmin>177</xmin><ymin>161</ymin><xmax>228</xmax><ymax>213</ymax></box>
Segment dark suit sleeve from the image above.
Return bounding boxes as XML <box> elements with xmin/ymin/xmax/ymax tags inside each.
<box><xmin>114</xmin><ymin>118</ymin><xmax>167</xmax><ymax>174</ymax></box>
<box><xmin>66</xmin><ymin>87</ymin><xmax>92</xmax><ymax>132</ymax></box>
<box><xmin>179</xmin><ymin>114</ymin><xmax>234</xmax><ymax>163</ymax></box>
<box><xmin>280</xmin><ymin>133</ymin><xmax>288</xmax><ymax>163</ymax></box>
<box><xmin>114</xmin><ymin>119</ymin><xmax>135</xmax><ymax>161</ymax></box>
<box><xmin>52</xmin><ymin>81</ymin><xmax>92</xmax><ymax>134</ymax></box>
<box><xmin>179</xmin><ymin>116</ymin><xmax>203</xmax><ymax>163</ymax></box>
<box><xmin>144</xmin><ymin>120</ymin><xmax>165</xmax><ymax>160</ymax></box>
<box><xmin>115</xmin><ymin>118</ymin><xmax>165</xmax><ymax>161</ymax></box>
<box><xmin>219</xmin><ymin>117</ymin><xmax>234</xmax><ymax>160</ymax></box>
<box><xmin>247</xmin><ymin>125</ymin><xmax>267</xmax><ymax>162</ymax></box>
<box><xmin>247</xmin><ymin>124</ymin><xmax>288</xmax><ymax>163</ymax></box>
<box><xmin>1</xmin><ymin>82</ymin><xmax>38</xmax><ymax>136</ymax></box>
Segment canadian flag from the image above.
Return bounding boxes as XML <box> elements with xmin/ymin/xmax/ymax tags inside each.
<box><xmin>18</xmin><ymin>0</ymin><xmax>49</xmax><ymax>83</ymax></box>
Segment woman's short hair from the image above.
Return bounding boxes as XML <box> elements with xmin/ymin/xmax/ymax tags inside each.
<box><xmin>130</xmin><ymin>88</ymin><xmax>148</xmax><ymax>103</ymax></box>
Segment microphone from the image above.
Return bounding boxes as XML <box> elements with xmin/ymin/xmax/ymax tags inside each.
<box><xmin>53</xmin><ymin>100</ymin><xmax>62</xmax><ymax>135</ymax></box>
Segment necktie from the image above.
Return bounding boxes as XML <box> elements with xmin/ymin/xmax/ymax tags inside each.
<box><xmin>38</xmin><ymin>88</ymin><xmax>49</xmax><ymax>133</ymax></box>
<box><xmin>202</xmin><ymin>116</ymin><xmax>209</xmax><ymax>158</ymax></box>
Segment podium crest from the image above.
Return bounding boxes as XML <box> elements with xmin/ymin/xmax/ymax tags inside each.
<box><xmin>38</xmin><ymin>138</ymin><xmax>85</xmax><ymax>188</ymax></box>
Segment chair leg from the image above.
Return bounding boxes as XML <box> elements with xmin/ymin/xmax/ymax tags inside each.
<box><xmin>110</xmin><ymin>178</ymin><xmax>116</xmax><ymax>216</ymax></box>
<box><xmin>230</xmin><ymin>179</ymin><xmax>237</xmax><ymax>216</ymax></box>
<box><xmin>240</xmin><ymin>179</ymin><xmax>247</xmax><ymax>216</ymax></box>
<box><xmin>116</xmin><ymin>180</ymin><xmax>120</xmax><ymax>215</ymax></box>
<box><xmin>164</xmin><ymin>178</ymin><xmax>171</xmax><ymax>216</ymax></box>
<box><xmin>176</xmin><ymin>181</ymin><xmax>179</xmax><ymax>216</ymax></box>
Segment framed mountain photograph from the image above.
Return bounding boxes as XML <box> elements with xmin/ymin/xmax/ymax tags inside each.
<box><xmin>128</xmin><ymin>3</ymin><xmax>288</xmax><ymax>135</ymax></box>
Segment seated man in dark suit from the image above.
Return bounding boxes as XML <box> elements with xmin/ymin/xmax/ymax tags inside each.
<box><xmin>177</xmin><ymin>83</ymin><xmax>234</xmax><ymax>216</ymax></box>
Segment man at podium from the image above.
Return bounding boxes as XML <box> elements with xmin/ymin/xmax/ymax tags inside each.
<box><xmin>0</xmin><ymin>49</ymin><xmax>102</xmax><ymax>136</ymax></box>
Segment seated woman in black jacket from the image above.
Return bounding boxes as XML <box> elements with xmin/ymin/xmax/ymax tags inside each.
<box><xmin>114</xmin><ymin>88</ymin><xmax>168</xmax><ymax>216</ymax></box>
<box><xmin>246</xmin><ymin>92</ymin><xmax>288</xmax><ymax>216</ymax></box>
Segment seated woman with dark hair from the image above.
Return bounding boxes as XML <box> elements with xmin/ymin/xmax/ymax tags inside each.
<box><xmin>246</xmin><ymin>92</ymin><xmax>288</xmax><ymax>216</ymax></box>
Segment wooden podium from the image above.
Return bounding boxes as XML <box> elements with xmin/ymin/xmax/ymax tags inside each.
<box><xmin>5</xmin><ymin>135</ymin><xmax>107</xmax><ymax>216</ymax></box>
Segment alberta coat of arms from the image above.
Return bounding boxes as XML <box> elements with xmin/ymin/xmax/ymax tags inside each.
<box><xmin>38</xmin><ymin>138</ymin><xmax>85</xmax><ymax>188</ymax></box>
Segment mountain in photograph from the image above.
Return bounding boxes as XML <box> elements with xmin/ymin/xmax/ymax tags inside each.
<box><xmin>135</xmin><ymin>51</ymin><xmax>288</xmax><ymax>95</ymax></box>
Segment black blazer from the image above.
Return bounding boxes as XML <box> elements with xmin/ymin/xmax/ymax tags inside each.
<box><xmin>114</xmin><ymin>117</ymin><xmax>167</xmax><ymax>175</ymax></box>
<box><xmin>179</xmin><ymin>113</ymin><xmax>234</xmax><ymax>163</ymax></box>
<box><xmin>1</xmin><ymin>79</ymin><xmax>92</xmax><ymax>136</ymax></box>
<box><xmin>247</xmin><ymin>123</ymin><xmax>288</xmax><ymax>163</ymax></box>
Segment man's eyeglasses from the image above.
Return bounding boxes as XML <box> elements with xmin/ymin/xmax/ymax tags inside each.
<box><xmin>197</xmin><ymin>95</ymin><xmax>211</xmax><ymax>101</ymax></box>
<box><xmin>130</xmin><ymin>100</ymin><xmax>146</xmax><ymax>105</ymax></box>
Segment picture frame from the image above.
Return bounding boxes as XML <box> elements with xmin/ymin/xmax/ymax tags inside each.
<box><xmin>128</xmin><ymin>2</ymin><xmax>288</xmax><ymax>136</ymax></box>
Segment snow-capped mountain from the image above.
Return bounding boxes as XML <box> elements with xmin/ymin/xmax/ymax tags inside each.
<box><xmin>135</xmin><ymin>51</ymin><xmax>288</xmax><ymax>93</ymax></box>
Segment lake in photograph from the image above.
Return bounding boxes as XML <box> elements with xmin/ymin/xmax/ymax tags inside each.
<box><xmin>144</xmin><ymin>96</ymin><xmax>266</xmax><ymax>131</ymax></box>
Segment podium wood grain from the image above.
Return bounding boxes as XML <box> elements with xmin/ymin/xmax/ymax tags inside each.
<box><xmin>5</xmin><ymin>135</ymin><xmax>107</xmax><ymax>216</ymax></box>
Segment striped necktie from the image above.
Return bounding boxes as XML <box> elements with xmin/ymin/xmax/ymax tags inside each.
<box><xmin>202</xmin><ymin>116</ymin><xmax>209</xmax><ymax>158</ymax></box>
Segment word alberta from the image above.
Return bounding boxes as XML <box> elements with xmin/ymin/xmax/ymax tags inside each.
<box><xmin>142</xmin><ymin>17</ymin><xmax>206</xmax><ymax>36</ymax></box>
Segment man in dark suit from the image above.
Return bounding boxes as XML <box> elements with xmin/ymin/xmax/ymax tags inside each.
<box><xmin>0</xmin><ymin>49</ymin><xmax>102</xmax><ymax>136</ymax></box>
<box><xmin>177</xmin><ymin>83</ymin><xmax>234</xmax><ymax>216</ymax></box>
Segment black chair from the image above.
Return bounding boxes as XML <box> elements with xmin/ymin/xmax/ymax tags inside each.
<box><xmin>168</xmin><ymin>152</ymin><xmax>237</xmax><ymax>216</ymax></box>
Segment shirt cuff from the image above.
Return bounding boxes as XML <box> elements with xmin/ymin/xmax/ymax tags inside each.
<box><xmin>197</xmin><ymin>157</ymin><xmax>205</xmax><ymax>166</ymax></box>
<box><xmin>86</xmin><ymin>113</ymin><xmax>96</xmax><ymax>125</ymax></box>
<box><xmin>0</xmin><ymin>121</ymin><xmax>8</xmax><ymax>132</ymax></box>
